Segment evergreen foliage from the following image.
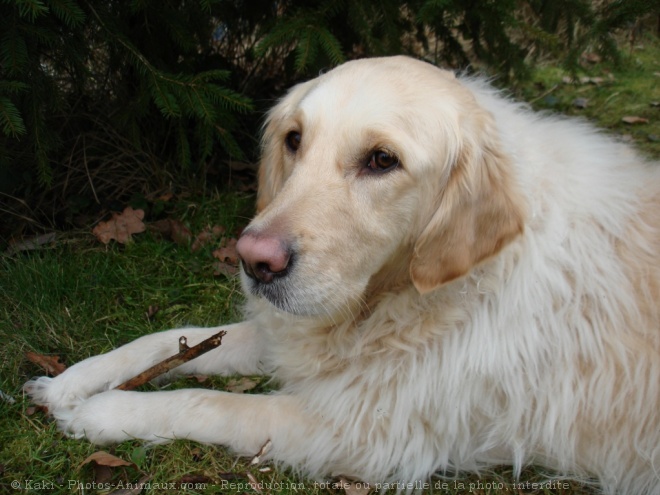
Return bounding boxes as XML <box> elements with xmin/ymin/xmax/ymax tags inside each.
<box><xmin>0</xmin><ymin>0</ymin><xmax>252</xmax><ymax>214</ymax></box>
<box><xmin>0</xmin><ymin>0</ymin><xmax>655</xmax><ymax>236</ymax></box>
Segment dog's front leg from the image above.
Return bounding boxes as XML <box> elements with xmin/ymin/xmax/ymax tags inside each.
<box><xmin>55</xmin><ymin>388</ymin><xmax>320</xmax><ymax>462</ymax></box>
<box><xmin>24</xmin><ymin>321</ymin><xmax>264</xmax><ymax>415</ymax></box>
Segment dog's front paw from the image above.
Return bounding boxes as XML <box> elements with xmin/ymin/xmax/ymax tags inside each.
<box><xmin>23</xmin><ymin>375</ymin><xmax>87</xmax><ymax>414</ymax></box>
<box><xmin>23</xmin><ymin>355</ymin><xmax>114</xmax><ymax>414</ymax></box>
<box><xmin>53</xmin><ymin>390</ymin><xmax>138</xmax><ymax>444</ymax></box>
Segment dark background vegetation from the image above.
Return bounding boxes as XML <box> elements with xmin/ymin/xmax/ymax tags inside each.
<box><xmin>0</xmin><ymin>0</ymin><xmax>658</xmax><ymax>243</ymax></box>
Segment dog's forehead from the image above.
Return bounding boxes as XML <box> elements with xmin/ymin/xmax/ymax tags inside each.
<box><xmin>299</xmin><ymin>61</ymin><xmax>418</xmax><ymax>118</ymax></box>
<box><xmin>288</xmin><ymin>58</ymin><xmax>461</xmax><ymax>137</ymax></box>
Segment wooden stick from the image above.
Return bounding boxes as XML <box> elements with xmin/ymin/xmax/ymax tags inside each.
<box><xmin>115</xmin><ymin>330</ymin><xmax>226</xmax><ymax>391</ymax></box>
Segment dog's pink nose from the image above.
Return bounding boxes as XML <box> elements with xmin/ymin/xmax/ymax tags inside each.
<box><xmin>236</xmin><ymin>231</ymin><xmax>292</xmax><ymax>284</ymax></box>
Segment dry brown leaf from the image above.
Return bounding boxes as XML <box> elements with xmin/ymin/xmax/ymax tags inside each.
<box><xmin>169</xmin><ymin>219</ymin><xmax>193</xmax><ymax>246</ymax></box>
<box><xmin>227</xmin><ymin>377</ymin><xmax>259</xmax><ymax>394</ymax></box>
<box><xmin>80</xmin><ymin>451</ymin><xmax>136</xmax><ymax>485</ymax></box>
<box><xmin>212</xmin><ymin>238</ymin><xmax>240</xmax><ymax>277</ymax></box>
<box><xmin>148</xmin><ymin>218</ymin><xmax>193</xmax><ymax>246</ymax></box>
<box><xmin>212</xmin><ymin>238</ymin><xmax>239</xmax><ymax>264</ymax></box>
<box><xmin>191</xmin><ymin>374</ymin><xmax>209</xmax><ymax>383</ymax></box>
<box><xmin>80</xmin><ymin>451</ymin><xmax>135</xmax><ymax>469</ymax></box>
<box><xmin>148</xmin><ymin>218</ymin><xmax>172</xmax><ymax>236</ymax></box>
<box><xmin>212</xmin><ymin>261</ymin><xmax>239</xmax><ymax>277</ymax></box>
<box><xmin>621</xmin><ymin>116</ymin><xmax>649</xmax><ymax>125</ymax></box>
<box><xmin>191</xmin><ymin>230</ymin><xmax>214</xmax><ymax>252</ymax></box>
<box><xmin>92</xmin><ymin>207</ymin><xmax>146</xmax><ymax>244</ymax></box>
<box><xmin>25</xmin><ymin>351</ymin><xmax>67</xmax><ymax>376</ymax></box>
<box><xmin>191</xmin><ymin>225</ymin><xmax>226</xmax><ymax>252</ymax></box>
<box><xmin>25</xmin><ymin>405</ymin><xmax>48</xmax><ymax>416</ymax></box>
<box><xmin>94</xmin><ymin>464</ymin><xmax>114</xmax><ymax>486</ymax></box>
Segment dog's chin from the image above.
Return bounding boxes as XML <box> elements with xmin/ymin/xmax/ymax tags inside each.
<box><xmin>240</xmin><ymin>275</ymin><xmax>316</xmax><ymax>317</ymax></box>
<box><xmin>241</xmin><ymin>272</ymin><xmax>359</xmax><ymax>321</ymax></box>
<box><xmin>257</xmin><ymin>285</ymin><xmax>316</xmax><ymax>317</ymax></box>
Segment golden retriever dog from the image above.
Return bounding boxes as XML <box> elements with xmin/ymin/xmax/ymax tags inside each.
<box><xmin>26</xmin><ymin>56</ymin><xmax>660</xmax><ymax>494</ymax></box>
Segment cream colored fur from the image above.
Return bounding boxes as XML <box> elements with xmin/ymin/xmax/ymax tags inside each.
<box><xmin>25</xmin><ymin>56</ymin><xmax>660</xmax><ymax>494</ymax></box>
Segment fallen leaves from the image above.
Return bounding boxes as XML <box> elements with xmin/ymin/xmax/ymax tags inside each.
<box><xmin>149</xmin><ymin>220</ymin><xmax>227</xmax><ymax>252</ymax></box>
<box><xmin>81</xmin><ymin>451</ymin><xmax>135</xmax><ymax>469</ymax></box>
<box><xmin>192</xmin><ymin>225</ymin><xmax>226</xmax><ymax>252</ymax></box>
<box><xmin>25</xmin><ymin>351</ymin><xmax>67</xmax><ymax>376</ymax></box>
<box><xmin>80</xmin><ymin>451</ymin><xmax>137</xmax><ymax>489</ymax></box>
<box><xmin>149</xmin><ymin>218</ymin><xmax>192</xmax><ymax>246</ymax></box>
<box><xmin>147</xmin><ymin>216</ymin><xmax>240</xmax><ymax>277</ymax></box>
<box><xmin>212</xmin><ymin>237</ymin><xmax>240</xmax><ymax>277</ymax></box>
<box><xmin>226</xmin><ymin>376</ymin><xmax>260</xmax><ymax>394</ymax></box>
<box><xmin>23</xmin><ymin>351</ymin><xmax>66</xmax><ymax>414</ymax></box>
<box><xmin>621</xmin><ymin>116</ymin><xmax>650</xmax><ymax>125</ymax></box>
<box><xmin>92</xmin><ymin>207</ymin><xmax>146</xmax><ymax>244</ymax></box>
<box><xmin>552</xmin><ymin>67</ymin><xmax>660</xmax><ymax>142</ymax></box>
<box><xmin>89</xmin><ymin>201</ymin><xmax>242</xmax><ymax>280</ymax></box>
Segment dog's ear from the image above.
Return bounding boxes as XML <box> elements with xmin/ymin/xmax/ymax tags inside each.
<box><xmin>410</xmin><ymin>110</ymin><xmax>525</xmax><ymax>294</ymax></box>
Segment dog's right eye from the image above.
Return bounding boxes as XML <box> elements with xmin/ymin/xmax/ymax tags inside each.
<box><xmin>285</xmin><ymin>131</ymin><xmax>301</xmax><ymax>152</ymax></box>
<box><xmin>366</xmin><ymin>150</ymin><xmax>400</xmax><ymax>173</ymax></box>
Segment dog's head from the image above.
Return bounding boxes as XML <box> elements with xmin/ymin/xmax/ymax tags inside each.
<box><xmin>237</xmin><ymin>56</ymin><xmax>524</xmax><ymax>319</ymax></box>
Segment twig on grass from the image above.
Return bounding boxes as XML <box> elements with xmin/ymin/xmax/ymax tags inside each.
<box><xmin>250</xmin><ymin>439</ymin><xmax>273</xmax><ymax>465</ymax></box>
<box><xmin>115</xmin><ymin>330</ymin><xmax>227</xmax><ymax>391</ymax></box>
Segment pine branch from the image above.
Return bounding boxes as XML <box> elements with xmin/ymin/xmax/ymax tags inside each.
<box><xmin>294</xmin><ymin>29</ymin><xmax>317</xmax><ymax>73</ymax></box>
<box><xmin>0</xmin><ymin>96</ymin><xmax>27</xmax><ymax>137</ymax></box>
<box><xmin>0</xmin><ymin>81</ymin><xmax>29</xmax><ymax>93</ymax></box>
<box><xmin>316</xmin><ymin>27</ymin><xmax>345</xmax><ymax>65</ymax></box>
<box><xmin>0</xmin><ymin>29</ymin><xmax>29</xmax><ymax>76</ymax></box>
<box><xmin>149</xmin><ymin>77</ymin><xmax>181</xmax><ymax>118</ymax></box>
<box><xmin>15</xmin><ymin>0</ymin><xmax>49</xmax><ymax>21</ymax></box>
<box><xmin>48</xmin><ymin>0</ymin><xmax>85</xmax><ymax>27</ymax></box>
<box><xmin>176</xmin><ymin>121</ymin><xmax>191</xmax><ymax>169</ymax></box>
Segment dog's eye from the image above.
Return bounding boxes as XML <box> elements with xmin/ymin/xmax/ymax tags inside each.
<box><xmin>285</xmin><ymin>131</ymin><xmax>301</xmax><ymax>152</ymax></box>
<box><xmin>366</xmin><ymin>150</ymin><xmax>399</xmax><ymax>173</ymax></box>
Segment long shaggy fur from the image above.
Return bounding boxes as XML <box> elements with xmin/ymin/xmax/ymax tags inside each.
<box><xmin>25</xmin><ymin>56</ymin><xmax>660</xmax><ymax>495</ymax></box>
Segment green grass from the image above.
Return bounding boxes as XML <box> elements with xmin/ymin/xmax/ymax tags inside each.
<box><xmin>2</xmin><ymin>36</ymin><xmax>659</xmax><ymax>495</ymax></box>
<box><xmin>513</xmin><ymin>32</ymin><xmax>660</xmax><ymax>159</ymax></box>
